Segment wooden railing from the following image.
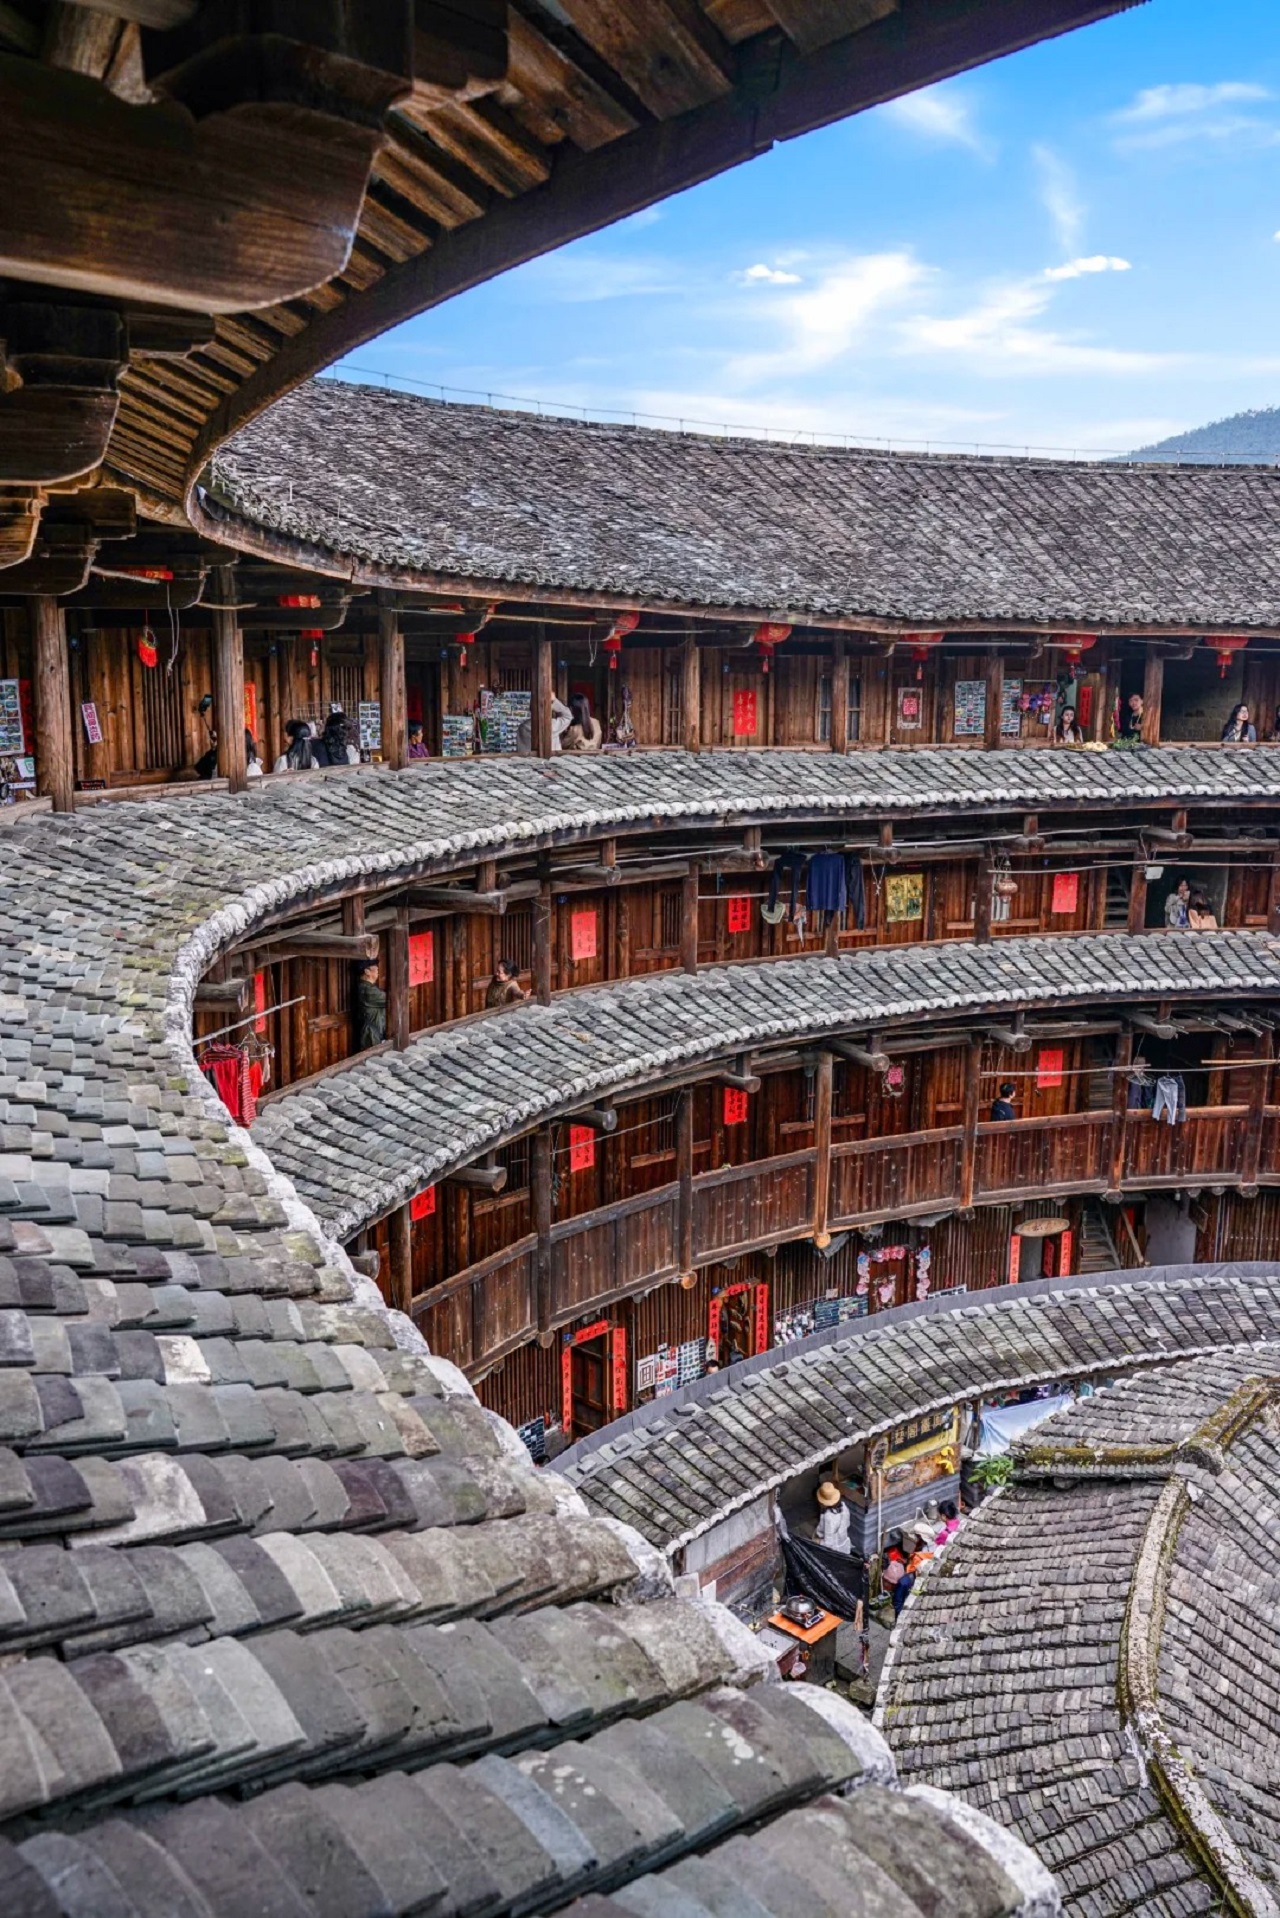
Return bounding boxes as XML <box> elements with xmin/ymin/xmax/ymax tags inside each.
<box><xmin>410</xmin><ymin>1104</ymin><xmax>1276</xmax><ymax>1375</ymax></box>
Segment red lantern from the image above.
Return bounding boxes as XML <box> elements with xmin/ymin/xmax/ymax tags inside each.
<box><xmin>1051</xmin><ymin>633</ymin><xmax>1097</xmax><ymax>682</ymax></box>
<box><xmin>302</xmin><ymin>627</ymin><xmax>323</xmax><ymax>669</ymax></box>
<box><xmin>601</xmin><ymin>610</ymin><xmax>639</xmax><ymax>670</ymax></box>
<box><xmin>136</xmin><ymin>630</ymin><xmax>158</xmax><ymax>669</ymax></box>
<box><xmin>1209</xmin><ymin>634</ymin><xmax>1250</xmax><ymax>678</ymax></box>
<box><xmin>904</xmin><ymin>631</ymin><xmax>942</xmax><ymax>682</ymax></box>
<box><xmin>752</xmin><ymin>622</ymin><xmax>792</xmax><ymax>673</ymax></box>
<box><xmin>278</xmin><ymin>594</ymin><xmax>321</xmax><ymax>608</ymax></box>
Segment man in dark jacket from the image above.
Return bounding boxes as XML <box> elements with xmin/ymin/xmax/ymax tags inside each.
<box><xmin>355</xmin><ymin>960</ymin><xmax>386</xmax><ymax>1050</ymax></box>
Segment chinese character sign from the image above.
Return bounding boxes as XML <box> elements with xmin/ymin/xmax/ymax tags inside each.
<box><xmin>726</xmin><ymin>896</ymin><xmax>752</xmax><ymax>934</ymax></box>
<box><xmin>571</xmin><ymin>910</ymin><xmax>597</xmax><ymax>961</ymax></box>
<box><xmin>569</xmin><ymin>1125</ymin><xmax>595</xmax><ymax>1172</ymax></box>
<box><xmin>1050</xmin><ymin>872</ymin><xmax>1079</xmax><ymax>916</ymax></box>
<box><xmin>1036</xmin><ymin>1047</ymin><xmax>1064</xmax><ymax>1090</ymax></box>
<box><xmin>409</xmin><ymin>931</ymin><xmax>434</xmax><ymax>987</ymax></box>
<box><xmin>410</xmin><ymin>1186</ymin><xmax>436</xmax><ymax>1221</ymax></box>
<box><xmin>732</xmin><ymin>689</ymin><xmax>757</xmax><ymax>737</ymax></box>
<box><xmin>723</xmin><ymin>1086</ymin><xmax>748</xmax><ymax>1125</ymax></box>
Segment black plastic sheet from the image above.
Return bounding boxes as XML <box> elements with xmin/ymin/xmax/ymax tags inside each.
<box><xmin>781</xmin><ymin>1534</ymin><xmax>866</xmax><ymax>1621</ymax></box>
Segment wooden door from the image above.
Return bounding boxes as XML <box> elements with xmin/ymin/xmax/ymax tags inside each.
<box><xmin>568</xmin><ymin>1332</ymin><xmax>609</xmax><ymax>1435</ymax></box>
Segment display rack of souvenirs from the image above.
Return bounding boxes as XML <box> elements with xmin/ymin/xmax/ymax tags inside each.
<box><xmin>441</xmin><ymin>713</ymin><xmax>474</xmax><ymax>757</ymax></box>
<box><xmin>477</xmin><ymin>687</ymin><xmax>531</xmax><ymax>754</ymax></box>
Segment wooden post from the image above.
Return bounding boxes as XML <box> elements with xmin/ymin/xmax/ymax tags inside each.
<box><xmin>387</xmin><ymin>1202</ymin><xmax>413</xmax><ymax>1317</ymax></box>
<box><xmin>1127</xmin><ymin>854</ymin><xmax>1149</xmax><ymax>934</ymax></box>
<box><xmin>1142</xmin><ymin>646</ymin><xmax>1164</xmax><ymax>746</ymax></box>
<box><xmin>681</xmin><ymin>629</ymin><xmax>701</xmax><ymax>754</ymax></box>
<box><xmin>983</xmin><ymin>649</ymin><xmax>1004</xmax><ymax>752</ymax></box>
<box><xmin>534</xmin><ymin>626</ymin><xmax>553</xmax><ymax>758</ymax></box>
<box><xmin>974</xmin><ymin>846</ymin><xmax>994</xmax><ymax>945</ymax></box>
<box><xmin>1268</xmin><ymin>843</ymin><xmax>1280</xmax><ymax>936</ymax></box>
<box><xmin>1108</xmin><ymin>1028</ymin><xmax>1133</xmax><ymax>1197</ymax></box>
<box><xmin>1240</xmin><ymin>1029</ymin><xmax>1273</xmax><ymax>1195</ymax></box>
<box><xmin>379</xmin><ymin>594</ymin><xmax>407</xmax><ymax>770</ymax></box>
<box><xmin>615</xmin><ymin>889</ymin><xmax>631</xmax><ymax>981</ymax></box>
<box><xmin>959</xmin><ymin>1036</ymin><xmax>982</xmax><ymax>1213</ymax></box>
<box><xmin>830</xmin><ymin>636</ymin><xmax>849</xmax><ymax>755</ymax></box>
<box><xmin>212</xmin><ymin>564</ymin><xmax>247</xmax><ymax>792</ymax></box>
<box><xmin>681</xmin><ymin>864</ymin><xmax>700</xmax><ymax>975</ymax></box>
<box><xmin>534</xmin><ymin>879</ymin><xmax>553</xmax><ymax>1005</ymax></box>
<box><xmin>386</xmin><ymin>909</ymin><xmax>410</xmax><ymax>1050</ymax></box>
<box><xmin>533</xmin><ymin>1128</ymin><xmax>553</xmax><ymax>1336</ymax></box>
<box><xmin>31</xmin><ymin>596</ymin><xmax>73</xmax><ymax>811</ymax></box>
<box><xmin>812</xmin><ymin>1051</ymin><xmax>833</xmax><ymax>1248</ymax></box>
<box><xmin>676</xmin><ymin>1087</ymin><xmax>694</xmax><ymax>1280</ymax></box>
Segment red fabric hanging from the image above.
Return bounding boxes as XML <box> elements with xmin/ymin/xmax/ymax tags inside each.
<box><xmin>201</xmin><ymin>1043</ymin><xmax>259</xmax><ymax>1125</ymax></box>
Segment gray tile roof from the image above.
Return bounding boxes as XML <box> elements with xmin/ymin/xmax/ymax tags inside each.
<box><xmin>0</xmin><ymin>764</ymin><xmax>1070</xmax><ymax>1915</ymax></box>
<box><xmin>212</xmin><ymin>380</ymin><xmax>1280</xmax><ymax>627</ymax></box>
<box><xmin>877</xmin><ymin>1350</ymin><xmax>1280</xmax><ymax>1917</ymax></box>
<box><xmin>256</xmin><ymin>928</ymin><xmax>1280</xmax><ymax>1240</ymax></box>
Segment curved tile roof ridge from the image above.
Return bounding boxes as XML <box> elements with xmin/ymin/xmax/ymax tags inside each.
<box><xmin>877</xmin><ymin>1350</ymin><xmax>1280</xmax><ymax>1917</ymax></box>
<box><xmin>556</xmin><ymin>1263</ymin><xmax>1280</xmax><ymax>1552</ymax></box>
<box><xmin>209</xmin><ymin>379</ymin><xmax>1280</xmax><ymax>626</ymax></box>
<box><xmin>255</xmin><ymin>928</ymin><xmax>1280</xmax><ymax>1241</ymax></box>
<box><xmin>0</xmin><ymin>761</ymin><xmax>1067</xmax><ymax>1915</ymax></box>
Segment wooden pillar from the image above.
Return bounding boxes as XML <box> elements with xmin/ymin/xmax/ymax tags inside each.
<box><xmin>812</xmin><ymin>1051</ymin><xmax>834</xmax><ymax>1248</ymax></box>
<box><xmin>1127</xmin><ymin>854</ymin><xmax>1148</xmax><ymax>934</ymax></box>
<box><xmin>1108</xmin><ymin>1028</ymin><xmax>1133</xmax><ymax>1197</ymax></box>
<box><xmin>1240</xmin><ymin>1029</ymin><xmax>1273</xmax><ymax>1194</ymax></box>
<box><xmin>534</xmin><ymin>879</ymin><xmax>553</xmax><ymax>1006</ymax></box>
<box><xmin>386</xmin><ymin>909</ymin><xmax>410</xmax><ymax>1050</ymax></box>
<box><xmin>1142</xmin><ymin>646</ymin><xmax>1164</xmax><ymax>746</ymax></box>
<box><xmin>681</xmin><ymin>629</ymin><xmax>701</xmax><ymax>754</ymax></box>
<box><xmin>379</xmin><ymin>595</ymin><xmax>407</xmax><ymax>769</ymax></box>
<box><xmin>31</xmin><ymin>596</ymin><xmax>73</xmax><ymax>811</ymax></box>
<box><xmin>452</xmin><ymin>918</ymin><xmax>469</xmax><ymax>1018</ymax></box>
<box><xmin>676</xmin><ymin>1087</ymin><xmax>694</xmax><ymax>1280</ymax></box>
<box><xmin>983</xmin><ymin>649</ymin><xmax>1004</xmax><ymax>753</ymax></box>
<box><xmin>615</xmin><ymin>890</ymin><xmax>631</xmax><ymax>980</ymax></box>
<box><xmin>387</xmin><ymin>1202</ymin><xmax>413</xmax><ymax>1317</ymax></box>
<box><xmin>681</xmin><ymin>864</ymin><xmax>700</xmax><ymax>975</ymax></box>
<box><xmin>974</xmin><ymin>846</ymin><xmax>994</xmax><ymax>945</ymax></box>
<box><xmin>533</xmin><ymin>1127</ymin><xmax>553</xmax><ymax>1335</ymax></box>
<box><xmin>533</xmin><ymin>626</ymin><xmax>553</xmax><ymax>758</ymax></box>
<box><xmin>212</xmin><ymin>564</ymin><xmax>247</xmax><ymax>792</ymax></box>
<box><xmin>959</xmin><ymin>1036</ymin><xmax>982</xmax><ymax>1213</ymax></box>
<box><xmin>830</xmin><ymin>636</ymin><xmax>849</xmax><ymax>755</ymax></box>
<box><xmin>1267</xmin><ymin>843</ymin><xmax>1280</xmax><ymax>936</ymax></box>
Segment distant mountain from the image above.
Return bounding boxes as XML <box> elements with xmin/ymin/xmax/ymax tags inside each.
<box><xmin>1126</xmin><ymin>407</ymin><xmax>1280</xmax><ymax>464</ymax></box>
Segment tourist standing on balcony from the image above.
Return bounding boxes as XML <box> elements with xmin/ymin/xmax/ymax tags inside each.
<box><xmin>406</xmin><ymin>723</ymin><xmax>429</xmax><ymax>760</ymax></box>
<box><xmin>1188</xmin><ymin>888</ymin><xmax>1218</xmax><ymax>930</ymax></box>
<box><xmin>990</xmin><ymin>1081</ymin><xmax>1017</xmax><ymax>1121</ymax></box>
<box><xmin>549</xmin><ymin>695</ymin><xmax>574</xmax><ymax>752</ymax></box>
<box><xmin>1055</xmin><ymin>705</ymin><xmax>1081</xmax><ymax>744</ymax></box>
<box><xmin>1165</xmin><ymin>879</ymin><xmax>1191</xmax><ymax>929</ymax></box>
<box><xmin>563</xmin><ymin>694</ymin><xmax>603</xmax><ymax>752</ymax></box>
<box><xmin>485</xmin><ymin>957</ymin><xmax>528</xmax><ymax>1007</ymax></box>
<box><xmin>355</xmin><ymin>959</ymin><xmax>386</xmax><ymax>1049</ymax></box>
<box><xmin>1122</xmin><ymin>691</ymin><xmax>1144</xmax><ymax>741</ymax></box>
<box><xmin>273</xmin><ymin>719</ymin><xmax>317</xmax><ymax>773</ymax></box>
<box><xmin>1221</xmin><ymin>702</ymin><xmax>1256</xmax><ymax>744</ymax></box>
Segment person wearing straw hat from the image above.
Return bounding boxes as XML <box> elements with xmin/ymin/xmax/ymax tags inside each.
<box><xmin>814</xmin><ymin>1479</ymin><xmax>852</xmax><ymax>1556</ymax></box>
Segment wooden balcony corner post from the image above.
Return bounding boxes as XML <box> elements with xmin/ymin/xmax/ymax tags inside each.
<box><xmin>983</xmin><ymin>649</ymin><xmax>1004</xmax><ymax>752</ymax></box>
<box><xmin>812</xmin><ymin>1050</ymin><xmax>834</xmax><ymax>1247</ymax></box>
<box><xmin>676</xmin><ymin>1086</ymin><xmax>695</xmax><ymax>1282</ymax></box>
<box><xmin>959</xmin><ymin>1035</ymin><xmax>982</xmax><ymax>1214</ymax></box>
<box><xmin>1127</xmin><ymin>853</ymin><xmax>1149</xmax><ymax>934</ymax></box>
<box><xmin>534</xmin><ymin>625</ymin><xmax>553</xmax><ymax>758</ymax></box>
<box><xmin>974</xmin><ymin>846</ymin><xmax>994</xmax><ymax>945</ymax></box>
<box><xmin>680</xmin><ymin>864</ymin><xmax>700</xmax><ymax>975</ymax></box>
<box><xmin>378</xmin><ymin>593</ymin><xmax>407</xmax><ymax>769</ymax></box>
<box><xmin>830</xmin><ymin>636</ymin><xmax>849</xmax><ymax>755</ymax></box>
<box><xmin>31</xmin><ymin>595</ymin><xmax>73</xmax><ymax>812</ymax></box>
<box><xmin>533</xmin><ymin>1128</ymin><xmax>554</xmax><ymax>1341</ymax></box>
<box><xmin>681</xmin><ymin>627</ymin><xmax>701</xmax><ymax>754</ymax></box>
<box><xmin>386</xmin><ymin>907</ymin><xmax>410</xmax><ymax>1050</ymax></box>
<box><xmin>534</xmin><ymin>878</ymin><xmax>553</xmax><ymax>1006</ymax></box>
<box><xmin>1108</xmin><ymin>1028</ymin><xmax>1133</xmax><ymax>1197</ymax></box>
<box><xmin>212</xmin><ymin>563</ymin><xmax>247</xmax><ymax>793</ymax></box>
<box><xmin>1241</xmin><ymin>1028</ymin><xmax>1274</xmax><ymax>1195</ymax></box>
<box><xmin>387</xmin><ymin>1201</ymin><xmax>413</xmax><ymax>1318</ymax></box>
<box><xmin>1142</xmin><ymin>645</ymin><xmax>1164</xmax><ymax>746</ymax></box>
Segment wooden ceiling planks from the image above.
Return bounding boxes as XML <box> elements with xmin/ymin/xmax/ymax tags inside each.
<box><xmin>551</xmin><ymin>0</ymin><xmax>735</xmax><ymax>119</ymax></box>
<box><xmin>761</xmin><ymin>0</ymin><xmax>898</xmax><ymax>57</ymax></box>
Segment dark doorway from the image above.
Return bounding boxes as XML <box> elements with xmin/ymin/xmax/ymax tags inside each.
<box><xmin>567</xmin><ymin>1330</ymin><xmax>609</xmax><ymax>1436</ymax></box>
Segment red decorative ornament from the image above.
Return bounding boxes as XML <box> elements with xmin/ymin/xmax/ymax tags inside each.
<box><xmin>905</xmin><ymin>631</ymin><xmax>943</xmax><ymax>682</ymax></box>
<box><xmin>136</xmin><ymin>630</ymin><xmax>158</xmax><ymax>669</ymax></box>
<box><xmin>752</xmin><ymin>622</ymin><xmax>792</xmax><ymax>673</ymax></box>
<box><xmin>302</xmin><ymin>627</ymin><xmax>323</xmax><ymax>668</ymax></box>
<box><xmin>1051</xmin><ymin>633</ymin><xmax>1096</xmax><ymax>682</ymax></box>
<box><xmin>120</xmin><ymin>566</ymin><xmax>173</xmax><ymax>581</ymax></box>
<box><xmin>1209</xmin><ymin>634</ymin><xmax>1250</xmax><ymax>678</ymax></box>
<box><xmin>601</xmin><ymin>610</ymin><xmax>639</xmax><ymax>671</ymax></box>
<box><xmin>278</xmin><ymin>594</ymin><xmax>321</xmax><ymax>608</ymax></box>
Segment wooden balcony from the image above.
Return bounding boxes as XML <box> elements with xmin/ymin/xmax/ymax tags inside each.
<box><xmin>413</xmin><ymin>1103</ymin><xmax>1273</xmax><ymax>1378</ymax></box>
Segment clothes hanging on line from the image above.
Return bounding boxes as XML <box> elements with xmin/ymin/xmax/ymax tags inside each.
<box><xmin>201</xmin><ymin>1042</ymin><xmax>264</xmax><ymax>1126</ymax></box>
<box><xmin>765</xmin><ymin>850</ymin><xmax>806</xmax><ymax>922</ymax></box>
<box><xmin>1152</xmin><ymin>1074</ymin><xmax>1186</xmax><ymax>1125</ymax></box>
<box><xmin>806</xmin><ymin>851</ymin><xmax>847</xmax><ymax>915</ymax></box>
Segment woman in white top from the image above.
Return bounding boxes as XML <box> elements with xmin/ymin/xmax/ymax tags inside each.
<box><xmin>814</xmin><ymin>1480</ymin><xmax>853</xmax><ymax>1554</ymax></box>
<box><xmin>563</xmin><ymin>693</ymin><xmax>604</xmax><ymax>753</ymax></box>
<box><xmin>549</xmin><ymin>696</ymin><xmax>574</xmax><ymax>753</ymax></box>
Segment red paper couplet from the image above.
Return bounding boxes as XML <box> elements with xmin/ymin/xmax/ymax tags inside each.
<box><xmin>571</xmin><ymin>909</ymin><xmax>597</xmax><ymax>961</ymax></box>
<box><xmin>726</xmin><ymin>895</ymin><xmax>752</xmax><ymax>933</ymax></box>
<box><xmin>723</xmin><ymin>1086</ymin><xmax>748</xmax><ymax>1125</ymax></box>
<box><xmin>1050</xmin><ymin>871</ymin><xmax>1079</xmax><ymax>915</ymax></box>
<box><xmin>569</xmin><ymin>1125</ymin><xmax>595</xmax><ymax>1172</ymax></box>
<box><xmin>411</xmin><ymin>1186</ymin><xmax>436</xmax><ymax>1221</ymax></box>
<box><xmin>732</xmin><ymin>689</ymin><xmax>757</xmax><ymax>737</ymax></box>
<box><xmin>1036</xmin><ymin>1047</ymin><xmax>1064</xmax><ymax>1090</ymax></box>
<box><xmin>409</xmin><ymin>931</ymin><xmax>434</xmax><ymax>987</ymax></box>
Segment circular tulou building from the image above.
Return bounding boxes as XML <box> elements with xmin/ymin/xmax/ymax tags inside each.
<box><xmin>0</xmin><ymin>0</ymin><xmax>1279</xmax><ymax>1912</ymax></box>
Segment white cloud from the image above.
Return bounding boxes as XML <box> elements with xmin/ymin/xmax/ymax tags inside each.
<box><xmin>1114</xmin><ymin>81</ymin><xmax>1270</xmax><ymax>123</ymax></box>
<box><xmin>1033</xmin><ymin>146</ymin><xmax>1084</xmax><ymax>253</ymax></box>
<box><xmin>725</xmin><ymin>251</ymin><xmax>927</xmax><ymax>381</ymax></box>
<box><xmin>898</xmin><ymin>271</ymin><xmax>1171</xmax><ymax>377</ymax></box>
<box><xmin>1043</xmin><ymin>255</ymin><xmax>1131</xmax><ymax>281</ymax></box>
<box><xmin>738</xmin><ymin>263</ymin><xmax>802</xmax><ymax>285</ymax></box>
<box><xmin>880</xmin><ymin>83</ymin><xmax>991</xmax><ymax>157</ymax></box>
<box><xmin>1111</xmin><ymin>81</ymin><xmax>1276</xmax><ymax>151</ymax></box>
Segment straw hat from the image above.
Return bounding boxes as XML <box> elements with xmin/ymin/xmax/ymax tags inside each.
<box><xmin>816</xmin><ymin>1482</ymin><xmax>842</xmax><ymax>1508</ymax></box>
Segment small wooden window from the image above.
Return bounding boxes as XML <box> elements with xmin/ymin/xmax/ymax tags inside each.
<box><xmin>658</xmin><ymin>888</ymin><xmax>682</xmax><ymax>950</ymax></box>
<box><xmin>503</xmin><ymin>905</ymin><xmax>533</xmax><ymax>973</ymax></box>
<box><xmin>818</xmin><ymin>675</ymin><xmax>862</xmax><ymax>744</ymax></box>
<box><xmin>498</xmin><ymin>1137</ymin><xmax>531</xmax><ymax>1192</ymax></box>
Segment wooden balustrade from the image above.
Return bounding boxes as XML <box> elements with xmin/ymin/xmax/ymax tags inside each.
<box><xmin>407</xmin><ymin>1106</ymin><xmax>1280</xmax><ymax>1377</ymax></box>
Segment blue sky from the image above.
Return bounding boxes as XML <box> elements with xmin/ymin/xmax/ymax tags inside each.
<box><xmin>336</xmin><ymin>0</ymin><xmax>1280</xmax><ymax>456</ymax></box>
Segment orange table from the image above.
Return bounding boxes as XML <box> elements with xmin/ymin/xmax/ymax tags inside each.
<box><xmin>766</xmin><ymin>1608</ymin><xmax>841</xmax><ymax>1645</ymax></box>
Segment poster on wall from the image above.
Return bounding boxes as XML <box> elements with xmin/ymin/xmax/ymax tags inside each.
<box><xmin>953</xmin><ymin>680</ymin><xmax>986</xmax><ymax>737</ymax></box>
<box><xmin>896</xmin><ymin>686</ymin><xmax>923</xmax><ymax>730</ymax></box>
<box><xmin>885</xmin><ymin>872</ymin><xmax>925</xmax><ymax>923</ymax></box>
<box><xmin>1000</xmin><ymin>676</ymin><xmax>1024</xmax><ymax>736</ymax></box>
<box><xmin>81</xmin><ymin>702</ymin><xmax>102</xmax><ymax>745</ymax></box>
<box><xmin>441</xmin><ymin>714</ymin><xmax>473</xmax><ymax>757</ymax></box>
<box><xmin>0</xmin><ymin>680</ymin><xmax>24</xmax><ymax>754</ymax></box>
<box><xmin>408</xmin><ymin>931</ymin><xmax>434</xmax><ymax>987</ymax></box>
<box><xmin>571</xmin><ymin>909</ymin><xmax>597</xmax><ymax>961</ymax></box>
<box><xmin>732</xmin><ymin>688</ymin><xmax>757</xmax><ymax>737</ymax></box>
<box><xmin>358</xmin><ymin>701</ymin><xmax>381</xmax><ymax>752</ymax></box>
<box><xmin>1050</xmin><ymin>871</ymin><xmax>1079</xmax><ymax>915</ymax></box>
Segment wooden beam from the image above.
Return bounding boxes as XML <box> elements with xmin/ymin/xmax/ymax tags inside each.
<box><xmin>830</xmin><ymin>634</ymin><xmax>849</xmax><ymax>755</ymax></box>
<box><xmin>761</xmin><ymin>0</ymin><xmax>897</xmax><ymax>57</ymax></box>
<box><xmin>259</xmin><ymin>931</ymin><xmax>379</xmax><ymax>962</ymax></box>
<box><xmin>717</xmin><ymin>1064</ymin><xmax>761</xmax><ymax>1094</ymax></box>
<box><xmin>554</xmin><ymin>858</ymin><xmax>691</xmax><ymax>889</ymax></box>
<box><xmin>812</xmin><ymin>1049</ymin><xmax>833</xmax><ymax>1248</ymax></box>
<box><xmin>194</xmin><ymin>977</ymin><xmax>252</xmax><ymax>1008</ymax></box>
<box><xmin>404</xmin><ymin>886</ymin><xmax>508</xmax><ymax>915</ymax></box>
<box><xmin>985</xmin><ymin>1023</ymin><xmax>1031</xmax><ymax>1053</ymax></box>
<box><xmin>680</xmin><ymin>863</ymin><xmax>700</xmax><ymax>974</ymax></box>
<box><xmin>1132</xmin><ymin>1010</ymin><xmax>1176</xmax><ymax>1042</ymax></box>
<box><xmin>385</xmin><ymin>913</ymin><xmax>410</xmax><ymax>1050</ymax></box>
<box><xmin>211</xmin><ymin>564</ymin><xmax>246</xmax><ymax>793</ymax></box>
<box><xmin>959</xmin><ymin>1034</ymin><xmax>982</xmax><ymax>1213</ymax></box>
<box><xmin>675</xmin><ymin>1087</ymin><xmax>694</xmax><ymax>1281</ymax></box>
<box><xmin>1127</xmin><ymin>857</ymin><xmax>1149</xmax><ymax>935</ymax></box>
<box><xmin>1141</xmin><ymin>645</ymin><xmax>1164</xmax><ymax>746</ymax></box>
<box><xmin>1107</xmin><ymin>1028</ymin><xmax>1133</xmax><ymax>1197</ymax></box>
<box><xmin>533</xmin><ymin>1128</ymin><xmax>553</xmax><ymax>1335</ymax></box>
<box><xmin>534</xmin><ymin>878</ymin><xmax>552</xmax><ymax>1006</ymax></box>
<box><xmin>379</xmin><ymin>594</ymin><xmax>407</xmax><ymax>770</ymax></box>
<box><xmin>31</xmin><ymin>595</ymin><xmax>73</xmax><ymax>812</ymax></box>
<box><xmin>1240</xmin><ymin>1029</ymin><xmax>1274</xmax><ymax>1195</ymax></box>
<box><xmin>447</xmin><ymin>1164</ymin><xmax>508</xmax><ymax>1194</ymax></box>
<box><xmin>974</xmin><ymin>845</ymin><xmax>994</xmax><ymax>945</ymax></box>
<box><xmin>983</xmin><ymin>649</ymin><xmax>1003</xmax><ymax>752</ymax></box>
<box><xmin>387</xmin><ymin>1201</ymin><xmax>413</xmax><ymax>1317</ymax></box>
<box><xmin>1269</xmin><ymin>843</ymin><xmax>1280</xmax><ymax>937</ymax></box>
<box><xmin>534</xmin><ymin>625</ymin><xmax>553</xmax><ymax>758</ymax></box>
<box><xmin>570</xmin><ymin>1106</ymin><xmax>617</xmax><ymax>1133</ymax></box>
<box><xmin>827</xmin><ymin>1037</ymin><xmax>891</xmax><ymax>1074</ymax></box>
<box><xmin>681</xmin><ymin>627</ymin><xmax>700</xmax><ymax>754</ymax></box>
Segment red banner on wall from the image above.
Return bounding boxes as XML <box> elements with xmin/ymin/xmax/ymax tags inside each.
<box><xmin>569</xmin><ymin>1124</ymin><xmax>595</xmax><ymax>1172</ymax></box>
<box><xmin>410</xmin><ymin>1186</ymin><xmax>436</xmax><ymax>1221</ymax></box>
<box><xmin>1036</xmin><ymin>1047</ymin><xmax>1064</xmax><ymax>1089</ymax></box>
<box><xmin>409</xmin><ymin>931</ymin><xmax>434</xmax><ymax>987</ymax></box>
<box><xmin>571</xmin><ymin>909</ymin><xmax>598</xmax><ymax>961</ymax></box>
<box><xmin>732</xmin><ymin>689</ymin><xmax>757</xmax><ymax>737</ymax></box>
<box><xmin>1050</xmin><ymin>871</ymin><xmax>1079</xmax><ymax>915</ymax></box>
<box><xmin>726</xmin><ymin>895</ymin><xmax>752</xmax><ymax>934</ymax></box>
<box><xmin>723</xmin><ymin>1086</ymin><xmax>748</xmax><ymax>1125</ymax></box>
<box><xmin>253</xmin><ymin>970</ymin><xmax>267</xmax><ymax>1035</ymax></box>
